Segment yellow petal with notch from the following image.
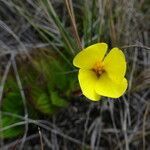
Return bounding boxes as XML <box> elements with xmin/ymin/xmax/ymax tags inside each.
<box><xmin>73</xmin><ymin>43</ymin><xmax>108</xmax><ymax>69</ymax></box>
<box><xmin>95</xmin><ymin>73</ymin><xmax>127</xmax><ymax>98</ymax></box>
<box><xmin>103</xmin><ymin>48</ymin><xmax>126</xmax><ymax>83</ymax></box>
<box><xmin>78</xmin><ymin>69</ymin><xmax>100</xmax><ymax>101</ymax></box>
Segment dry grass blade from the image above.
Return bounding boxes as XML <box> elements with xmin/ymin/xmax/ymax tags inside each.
<box><xmin>0</xmin><ymin>57</ymin><xmax>11</xmax><ymax>148</ymax></box>
<box><xmin>0</xmin><ymin>57</ymin><xmax>11</xmax><ymax>105</ymax></box>
<box><xmin>0</xmin><ymin>20</ymin><xmax>31</xmax><ymax>59</ymax></box>
<box><xmin>38</xmin><ymin>127</ymin><xmax>44</xmax><ymax>150</ymax></box>
<box><xmin>11</xmin><ymin>56</ymin><xmax>29</xmax><ymax>150</ymax></box>
<box><xmin>0</xmin><ymin>134</ymin><xmax>39</xmax><ymax>150</ymax></box>
<box><xmin>64</xmin><ymin>0</ymin><xmax>82</xmax><ymax>50</ymax></box>
<box><xmin>142</xmin><ymin>104</ymin><xmax>150</xmax><ymax>150</ymax></box>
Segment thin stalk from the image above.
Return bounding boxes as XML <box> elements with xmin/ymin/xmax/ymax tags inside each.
<box><xmin>64</xmin><ymin>0</ymin><xmax>82</xmax><ymax>50</ymax></box>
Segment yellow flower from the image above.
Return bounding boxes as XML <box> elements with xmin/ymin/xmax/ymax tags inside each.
<box><xmin>73</xmin><ymin>43</ymin><xmax>128</xmax><ymax>101</ymax></box>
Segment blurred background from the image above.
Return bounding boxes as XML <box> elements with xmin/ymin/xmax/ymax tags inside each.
<box><xmin>0</xmin><ymin>0</ymin><xmax>150</xmax><ymax>149</ymax></box>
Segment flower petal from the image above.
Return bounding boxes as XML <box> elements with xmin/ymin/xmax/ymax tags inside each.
<box><xmin>73</xmin><ymin>43</ymin><xmax>108</xmax><ymax>69</ymax></box>
<box><xmin>103</xmin><ymin>48</ymin><xmax>126</xmax><ymax>83</ymax></box>
<box><xmin>78</xmin><ymin>69</ymin><xmax>100</xmax><ymax>101</ymax></box>
<box><xmin>95</xmin><ymin>73</ymin><xmax>127</xmax><ymax>98</ymax></box>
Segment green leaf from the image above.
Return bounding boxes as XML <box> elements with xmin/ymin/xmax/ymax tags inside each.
<box><xmin>50</xmin><ymin>91</ymin><xmax>68</xmax><ymax>107</ymax></box>
<box><xmin>31</xmin><ymin>87</ymin><xmax>57</xmax><ymax>115</ymax></box>
<box><xmin>0</xmin><ymin>82</ymin><xmax>24</xmax><ymax>138</ymax></box>
<box><xmin>36</xmin><ymin>93</ymin><xmax>57</xmax><ymax>114</ymax></box>
<box><xmin>2</xmin><ymin>93</ymin><xmax>23</xmax><ymax>114</ymax></box>
<box><xmin>0</xmin><ymin>115</ymin><xmax>23</xmax><ymax>138</ymax></box>
<box><xmin>49</xmin><ymin>59</ymin><xmax>68</xmax><ymax>90</ymax></box>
